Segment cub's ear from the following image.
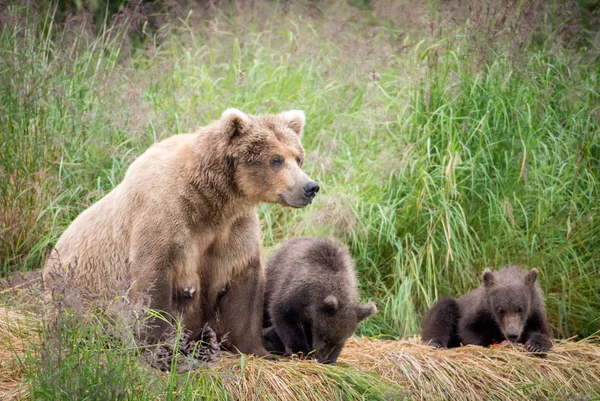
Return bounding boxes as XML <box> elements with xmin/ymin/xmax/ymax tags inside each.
<box><xmin>482</xmin><ymin>269</ymin><xmax>495</xmax><ymax>289</ymax></box>
<box><xmin>525</xmin><ymin>268</ymin><xmax>539</xmax><ymax>287</ymax></box>
<box><xmin>356</xmin><ymin>302</ymin><xmax>377</xmax><ymax>322</ymax></box>
<box><xmin>323</xmin><ymin>295</ymin><xmax>339</xmax><ymax>315</ymax></box>
<box><xmin>278</xmin><ymin>110</ymin><xmax>306</xmax><ymax>137</ymax></box>
<box><xmin>221</xmin><ymin>108</ymin><xmax>249</xmax><ymax>139</ymax></box>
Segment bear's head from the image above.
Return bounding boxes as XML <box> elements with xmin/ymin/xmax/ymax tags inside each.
<box><xmin>311</xmin><ymin>295</ymin><xmax>377</xmax><ymax>364</ymax></box>
<box><xmin>482</xmin><ymin>267</ymin><xmax>539</xmax><ymax>342</ymax></box>
<box><xmin>221</xmin><ymin>108</ymin><xmax>319</xmax><ymax>208</ymax></box>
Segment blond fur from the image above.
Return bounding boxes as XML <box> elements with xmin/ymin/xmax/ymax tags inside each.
<box><xmin>43</xmin><ymin>109</ymin><xmax>315</xmax><ymax>353</ymax></box>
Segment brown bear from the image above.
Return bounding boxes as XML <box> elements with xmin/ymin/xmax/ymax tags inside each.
<box><xmin>421</xmin><ymin>266</ymin><xmax>553</xmax><ymax>353</ymax></box>
<box><xmin>43</xmin><ymin>108</ymin><xmax>319</xmax><ymax>357</ymax></box>
<box><xmin>263</xmin><ymin>237</ymin><xmax>377</xmax><ymax>364</ymax></box>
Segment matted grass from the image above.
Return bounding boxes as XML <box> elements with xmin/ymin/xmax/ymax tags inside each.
<box><xmin>211</xmin><ymin>338</ymin><xmax>600</xmax><ymax>400</ymax></box>
<box><xmin>1</xmin><ymin>306</ymin><xmax>599</xmax><ymax>401</ymax></box>
<box><xmin>340</xmin><ymin>337</ymin><xmax>600</xmax><ymax>400</ymax></box>
<box><xmin>0</xmin><ymin>306</ymin><xmax>37</xmax><ymax>398</ymax></box>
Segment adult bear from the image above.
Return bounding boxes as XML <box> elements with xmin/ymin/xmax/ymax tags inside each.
<box><xmin>43</xmin><ymin>108</ymin><xmax>319</xmax><ymax>357</ymax></box>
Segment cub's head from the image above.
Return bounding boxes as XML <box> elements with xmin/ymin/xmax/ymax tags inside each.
<box><xmin>311</xmin><ymin>296</ymin><xmax>377</xmax><ymax>364</ymax></box>
<box><xmin>482</xmin><ymin>267</ymin><xmax>539</xmax><ymax>342</ymax></box>
<box><xmin>221</xmin><ymin>108</ymin><xmax>319</xmax><ymax>208</ymax></box>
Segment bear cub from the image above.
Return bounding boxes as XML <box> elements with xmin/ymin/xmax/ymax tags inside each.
<box><xmin>421</xmin><ymin>266</ymin><xmax>552</xmax><ymax>353</ymax></box>
<box><xmin>263</xmin><ymin>237</ymin><xmax>377</xmax><ymax>364</ymax></box>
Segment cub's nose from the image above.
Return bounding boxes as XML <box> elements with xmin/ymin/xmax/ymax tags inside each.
<box><xmin>507</xmin><ymin>328</ymin><xmax>519</xmax><ymax>341</ymax></box>
<box><xmin>303</xmin><ymin>181</ymin><xmax>320</xmax><ymax>198</ymax></box>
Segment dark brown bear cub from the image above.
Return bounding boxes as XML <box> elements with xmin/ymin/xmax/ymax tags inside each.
<box><xmin>421</xmin><ymin>266</ymin><xmax>552</xmax><ymax>353</ymax></box>
<box><xmin>263</xmin><ymin>237</ymin><xmax>377</xmax><ymax>364</ymax></box>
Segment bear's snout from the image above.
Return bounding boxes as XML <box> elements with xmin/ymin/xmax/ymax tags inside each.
<box><xmin>501</xmin><ymin>314</ymin><xmax>524</xmax><ymax>341</ymax></box>
<box><xmin>315</xmin><ymin>347</ymin><xmax>335</xmax><ymax>364</ymax></box>
<box><xmin>303</xmin><ymin>181</ymin><xmax>320</xmax><ymax>198</ymax></box>
<box><xmin>506</xmin><ymin>328</ymin><xmax>519</xmax><ymax>341</ymax></box>
<box><xmin>279</xmin><ymin>175</ymin><xmax>319</xmax><ymax>208</ymax></box>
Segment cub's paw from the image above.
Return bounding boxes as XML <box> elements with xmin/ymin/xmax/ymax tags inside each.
<box><xmin>258</xmin><ymin>352</ymin><xmax>278</xmax><ymax>361</ymax></box>
<box><xmin>263</xmin><ymin>327</ymin><xmax>285</xmax><ymax>354</ymax></box>
<box><xmin>524</xmin><ymin>333</ymin><xmax>552</xmax><ymax>354</ymax></box>
<box><xmin>284</xmin><ymin>349</ymin><xmax>310</xmax><ymax>360</ymax></box>
<box><xmin>423</xmin><ymin>339</ymin><xmax>445</xmax><ymax>349</ymax></box>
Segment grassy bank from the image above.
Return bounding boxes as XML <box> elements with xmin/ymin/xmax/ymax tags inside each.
<box><xmin>1</xmin><ymin>0</ymin><xmax>600</xmax><ymax>397</ymax></box>
<box><xmin>1</xmin><ymin>304</ymin><xmax>599</xmax><ymax>400</ymax></box>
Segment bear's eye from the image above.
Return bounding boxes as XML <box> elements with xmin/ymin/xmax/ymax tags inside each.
<box><xmin>270</xmin><ymin>156</ymin><xmax>284</xmax><ymax>167</ymax></box>
<box><xmin>497</xmin><ymin>308</ymin><xmax>504</xmax><ymax>315</ymax></box>
<box><xmin>296</xmin><ymin>156</ymin><xmax>302</xmax><ymax>166</ymax></box>
<box><xmin>517</xmin><ymin>306</ymin><xmax>524</xmax><ymax>313</ymax></box>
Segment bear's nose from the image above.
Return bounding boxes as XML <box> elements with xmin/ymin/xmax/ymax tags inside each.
<box><xmin>304</xmin><ymin>181</ymin><xmax>320</xmax><ymax>198</ymax></box>
<box><xmin>507</xmin><ymin>328</ymin><xmax>519</xmax><ymax>341</ymax></box>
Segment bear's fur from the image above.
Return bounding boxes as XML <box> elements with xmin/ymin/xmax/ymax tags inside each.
<box><xmin>421</xmin><ymin>266</ymin><xmax>553</xmax><ymax>353</ymax></box>
<box><xmin>43</xmin><ymin>109</ymin><xmax>319</xmax><ymax>356</ymax></box>
<box><xmin>263</xmin><ymin>237</ymin><xmax>377</xmax><ymax>364</ymax></box>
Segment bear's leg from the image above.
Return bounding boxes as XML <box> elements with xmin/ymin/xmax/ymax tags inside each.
<box><xmin>421</xmin><ymin>297</ymin><xmax>460</xmax><ymax>348</ymax></box>
<box><xmin>521</xmin><ymin>311</ymin><xmax>553</xmax><ymax>353</ymax></box>
<box><xmin>271</xmin><ymin>307</ymin><xmax>311</xmax><ymax>357</ymax></box>
<box><xmin>129</xmin><ymin>235</ymin><xmax>178</xmax><ymax>344</ymax></box>
<box><xmin>263</xmin><ymin>287</ymin><xmax>273</xmax><ymax>328</ymax></box>
<box><xmin>457</xmin><ymin>308</ymin><xmax>502</xmax><ymax>347</ymax></box>
<box><xmin>139</xmin><ymin>272</ymin><xmax>175</xmax><ymax>343</ymax></box>
<box><xmin>218</xmin><ymin>258</ymin><xmax>271</xmax><ymax>358</ymax></box>
<box><xmin>262</xmin><ymin>326</ymin><xmax>286</xmax><ymax>354</ymax></box>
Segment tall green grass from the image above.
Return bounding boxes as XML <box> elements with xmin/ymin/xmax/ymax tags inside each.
<box><xmin>1</xmin><ymin>0</ymin><xmax>599</xmax><ymax>349</ymax></box>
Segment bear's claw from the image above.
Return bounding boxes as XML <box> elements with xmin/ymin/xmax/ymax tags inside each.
<box><xmin>524</xmin><ymin>334</ymin><xmax>552</xmax><ymax>354</ymax></box>
<box><xmin>182</xmin><ymin>286</ymin><xmax>196</xmax><ymax>298</ymax></box>
<box><xmin>174</xmin><ymin>286</ymin><xmax>197</xmax><ymax>300</ymax></box>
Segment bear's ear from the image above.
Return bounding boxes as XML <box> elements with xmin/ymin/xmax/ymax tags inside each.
<box><xmin>482</xmin><ymin>269</ymin><xmax>495</xmax><ymax>289</ymax></box>
<box><xmin>323</xmin><ymin>295</ymin><xmax>339</xmax><ymax>315</ymax></box>
<box><xmin>278</xmin><ymin>110</ymin><xmax>306</xmax><ymax>137</ymax></box>
<box><xmin>221</xmin><ymin>108</ymin><xmax>249</xmax><ymax>139</ymax></box>
<box><xmin>525</xmin><ymin>268</ymin><xmax>539</xmax><ymax>287</ymax></box>
<box><xmin>356</xmin><ymin>302</ymin><xmax>377</xmax><ymax>322</ymax></box>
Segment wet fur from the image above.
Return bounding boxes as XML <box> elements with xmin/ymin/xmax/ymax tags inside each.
<box><xmin>421</xmin><ymin>266</ymin><xmax>553</xmax><ymax>353</ymax></box>
<box><xmin>43</xmin><ymin>109</ymin><xmax>314</xmax><ymax>356</ymax></box>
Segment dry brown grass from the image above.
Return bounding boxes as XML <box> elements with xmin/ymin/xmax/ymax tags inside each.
<box><xmin>340</xmin><ymin>337</ymin><xmax>600</xmax><ymax>400</ymax></box>
<box><xmin>1</xmin><ymin>304</ymin><xmax>598</xmax><ymax>401</ymax></box>
<box><xmin>210</xmin><ymin>337</ymin><xmax>600</xmax><ymax>400</ymax></box>
<box><xmin>0</xmin><ymin>306</ymin><xmax>37</xmax><ymax>399</ymax></box>
<box><xmin>214</xmin><ymin>355</ymin><xmax>397</xmax><ymax>401</ymax></box>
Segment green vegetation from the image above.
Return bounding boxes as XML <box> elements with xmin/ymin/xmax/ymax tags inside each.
<box><xmin>2</xmin><ymin>0</ymin><xmax>599</xmax><ymax>337</ymax></box>
<box><xmin>1</xmin><ymin>0</ymin><xmax>599</xmax><ymax>398</ymax></box>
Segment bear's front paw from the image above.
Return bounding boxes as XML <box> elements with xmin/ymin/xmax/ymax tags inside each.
<box><xmin>524</xmin><ymin>333</ymin><xmax>552</xmax><ymax>354</ymax></box>
<box><xmin>259</xmin><ymin>353</ymin><xmax>278</xmax><ymax>361</ymax></box>
<box><xmin>285</xmin><ymin>349</ymin><xmax>309</xmax><ymax>360</ymax></box>
<box><xmin>424</xmin><ymin>340</ymin><xmax>445</xmax><ymax>349</ymax></box>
